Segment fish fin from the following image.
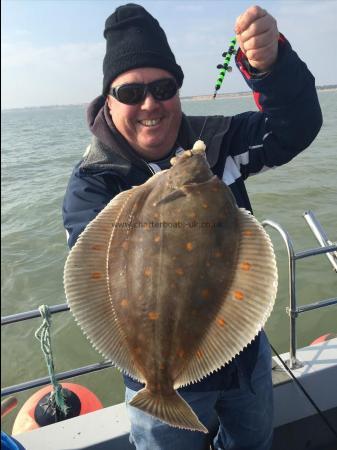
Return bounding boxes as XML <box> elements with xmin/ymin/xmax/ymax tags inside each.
<box><xmin>64</xmin><ymin>189</ymin><xmax>144</xmax><ymax>382</ymax></box>
<box><xmin>129</xmin><ymin>388</ymin><xmax>208</xmax><ymax>433</ymax></box>
<box><xmin>175</xmin><ymin>208</ymin><xmax>277</xmax><ymax>388</ymax></box>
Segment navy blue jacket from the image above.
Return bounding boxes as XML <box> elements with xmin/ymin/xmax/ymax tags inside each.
<box><xmin>63</xmin><ymin>37</ymin><xmax>322</xmax><ymax>392</ymax></box>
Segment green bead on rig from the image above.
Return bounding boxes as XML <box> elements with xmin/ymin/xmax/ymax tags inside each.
<box><xmin>198</xmin><ymin>37</ymin><xmax>237</xmax><ymax>141</ymax></box>
<box><xmin>213</xmin><ymin>37</ymin><xmax>237</xmax><ymax>99</ymax></box>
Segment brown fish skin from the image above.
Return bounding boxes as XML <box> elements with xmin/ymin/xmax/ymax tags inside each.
<box><xmin>65</xmin><ymin>145</ymin><xmax>277</xmax><ymax>432</ymax></box>
<box><xmin>106</xmin><ymin>151</ymin><xmax>240</xmax><ymax>431</ymax></box>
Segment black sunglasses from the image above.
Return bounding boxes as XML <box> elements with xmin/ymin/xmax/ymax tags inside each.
<box><xmin>109</xmin><ymin>78</ymin><xmax>179</xmax><ymax>105</ymax></box>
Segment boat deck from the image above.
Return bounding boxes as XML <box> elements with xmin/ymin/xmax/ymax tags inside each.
<box><xmin>12</xmin><ymin>338</ymin><xmax>337</xmax><ymax>450</ymax></box>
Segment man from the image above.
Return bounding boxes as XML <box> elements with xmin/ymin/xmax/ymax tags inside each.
<box><xmin>63</xmin><ymin>3</ymin><xmax>322</xmax><ymax>449</ymax></box>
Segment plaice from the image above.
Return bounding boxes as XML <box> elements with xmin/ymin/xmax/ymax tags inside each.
<box><xmin>64</xmin><ymin>140</ymin><xmax>278</xmax><ymax>433</ymax></box>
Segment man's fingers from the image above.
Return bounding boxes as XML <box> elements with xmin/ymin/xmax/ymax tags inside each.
<box><xmin>235</xmin><ymin>5</ymin><xmax>279</xmax><ymax>71</ymax></box>
<box><xmin>235</xmin><ymin>5</ymin><xmax>267</xmax><ymax>34</ymax></box>
<box><xmin>239</xmin><ymin>14</ymin><xmax>276</xmax><ymax>43</ymax></box>
<box><xmin>235</xmin><ymin>14</ymin><xmax>243</xmax><ymax>34</ymax></box>
<box><xmin>244</xmin><ymin>40</ymin><xmax>277</xmax><ymax>66</ymax></box>
<box><xmin>241</xmin><ymin>28</ymin><xmax>278</xmax><ymax>53</ymax></box>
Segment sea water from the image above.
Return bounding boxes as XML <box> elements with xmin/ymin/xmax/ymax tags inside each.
<box><xmin>1</xmin><ymin>91</ymin><xmax>336</xmax><ymax>433</ymax></box>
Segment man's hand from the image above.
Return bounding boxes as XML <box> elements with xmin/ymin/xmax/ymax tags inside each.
<box><xmin>235</xmin><ymin>5</ymin><xmax>279</xmax><ymax>72</ymax></box>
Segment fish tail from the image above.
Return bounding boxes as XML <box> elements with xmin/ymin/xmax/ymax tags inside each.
<box><xmin>128</xmin><ymin>388</ymin><xmax>208</xmax><ymax>433</ymax></box>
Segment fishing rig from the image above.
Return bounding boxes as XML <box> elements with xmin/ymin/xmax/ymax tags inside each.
<box><xmin>198</xmin><ymin>37</ymin><xmax>237</xmax><ymax>140</ymax></box>
<box><xmin>213</xmin><ymin>37</ymin><xmax>237</xmax><ymax>99</ymax></box>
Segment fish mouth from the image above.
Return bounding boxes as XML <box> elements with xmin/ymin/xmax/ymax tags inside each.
<box><xmin>138</xmin><ymin>118</ymin><xmax>162</xmax><ymax>127</ymax></box>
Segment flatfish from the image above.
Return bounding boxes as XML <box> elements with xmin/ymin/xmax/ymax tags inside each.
<box><xmin>64</xmin><ymin>141</ymin><xmax>277</xmax><ymax>433</ymax></box>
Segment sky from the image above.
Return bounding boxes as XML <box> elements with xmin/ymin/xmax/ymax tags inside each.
<box><xmin>2</xmin><ymin>0</ymin><xmax>337</xmax><ymax>109</ymax></box>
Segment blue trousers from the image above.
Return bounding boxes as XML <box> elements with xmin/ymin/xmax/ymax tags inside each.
<box><xmin>125</xmin><ymin>334</ymin><xmax>273</xmax><ymax>450</ymax></box>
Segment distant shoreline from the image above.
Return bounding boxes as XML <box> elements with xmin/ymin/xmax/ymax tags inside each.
<box><xmin>181</xmin><ymin>85</ymin><xmax>337</xmax><ymax>102</ymax></box>
<box><xmin>181</xmin><ymin>91</ymin><xmax>252</xmax><ymax>102</ymax></box>
<box><xmin>2</xmin><ymin>85</ymin><xmax>336</xmax><ymax>111</ymax></box>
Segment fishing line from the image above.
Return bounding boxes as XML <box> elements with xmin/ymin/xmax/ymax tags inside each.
<box><xmin>198</xmin><ymin>37</ymin><xmax>237</xmax><ymax>140</ymax></box>
<box><xmin>270</xmin><ymin>343</ymin><xmax>337</xmax><ymax>439</ymax></box>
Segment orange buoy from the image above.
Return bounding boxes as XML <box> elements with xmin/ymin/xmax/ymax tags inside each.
<box><xmin>310</xmin><ymin>333</ymin><xmax>337</xmax><ymax>346</ymax></box>
<box><xmin>1</xmin><ymin>396</ymin><xmax>18</xmax><ymax>418</ymax></box>
<box><xmin>12</xmin><ymin>383</ymin><xmax>103</xmax><ymax>435</ymax></box>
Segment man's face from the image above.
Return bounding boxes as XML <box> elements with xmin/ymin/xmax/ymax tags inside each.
<box><xmin>107</xmin><ymin>67</ymin><xmax>182</xmax><ymax>161</ymax></box>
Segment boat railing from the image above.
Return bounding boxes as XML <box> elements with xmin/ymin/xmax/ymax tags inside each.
<box><xmin>1</xmin><ymin>210</ymin><xmax>337</xmax><ymax>398</ymax></box>
<box><xmin>262</xmin><ymin>210</ymin><xmax>337</xmax><ymax>369</ymax></box>
<box><xmin>1</xmin><ymin>298</ymin><xmax>114</xmax><ymax>397</ymax></box>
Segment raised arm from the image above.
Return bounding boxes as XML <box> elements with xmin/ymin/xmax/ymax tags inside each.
<box><xmin>225</xmin><ymin>6</ymin><xmax>322</xmax><ymax>179</ymax></box>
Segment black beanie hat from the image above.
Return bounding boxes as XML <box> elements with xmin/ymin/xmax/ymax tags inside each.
<box><xmin>102</xmin><ymin>3</ymin><xmax>184</xmax><ymax>95</ymax></box>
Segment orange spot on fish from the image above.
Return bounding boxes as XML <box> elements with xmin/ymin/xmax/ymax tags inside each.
<box><xmin>201</xmin><ymin>289</ymin><xmax>210</xmax><ymax>299</ymax></box>
<box><xmin>90</xmin><ymin>244</ymin><xmax>104</xmax><ymax>251</ymax></box>
<box><xmin>196</xmin><ymin>350</ymin><xmax>203</xmax><ymax>359</ymax></box>
<box><xmin>144</xmin><ymin>267</ymin><xmax>152</xmax><ymax>277</ymax></box>
<box><xmin>189</xmin><ymin>212</ymin><xmax>197</xmax><ymax>219</ymax></box>
<box><xmin>217</xmin><ymin>317</ymin><xmax>226</xmax><ymax>327</ymax></box>
<box><xmin>234</xmin><ymin>290</ymin><xmax>244</xmax><ymax>301</ymax></box>
<box><xmin>185</xmin><ymin>242</ymin><xmax>193</xmax><ymax>251</ymax></box>
<box><xmin>148</xmin><ymin>311</ymin><xmax>159</xmax><ymax>320</ymax></box>
<box><xmin>122</xmin><ymin>241</ymin><xmax>129</xmax><ymax>251</ymax></box>
<box><xmin>154</xmin><ymin>235</ymin><xmax>161</xmax><ymax>243</ymax></box>
<box><xmin>91</xmin><ymin>272</ymin><xmax>102</xmax><ymax>279</ymax></box>
<box><xmin>241</xmin><ymin>262</ymin><xmax>252</xmax><ymax>271</ymax></box>
<box><xmin>211</xmin><ymin>186</ymin><xmax>220</xmax><ymax>192</ymax></box>
<box><xmin>175</xmin><ymin>268</ymin><xmax>184</xmax><ymax>276</ymax></box>
<box><xmin>202</xmin><ymin>203</ymin><xmax>208</xmax><ymax>209</ymax></box>
<box><xmin>243</xmin><ymin>230</ymin><xmax>253</xmax><ymax>237</ymax></box>
<box><xmin>154</xmin><ymin>212</ymin><xmax>159</xmax><ymax>219</ymax></box>
<box><xmin>214</xmin><ymin>251</ymin><xmax>223</xmax><ymax>258</ymax></box>
<box><xmin>120</xmin><ymin>299</ymin><xmax>129</xmax><ymax>307</ymax></box>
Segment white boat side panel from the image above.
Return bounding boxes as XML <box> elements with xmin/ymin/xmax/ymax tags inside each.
<box><xmin>14</xmin><ymin>402</ymin><xmax>133</xmax><ymax>450</ymax></box>
<box><xmin>13</xmin><ymin>339</ymin><xmax>337</xmax><ymax>448</ymax></box>
<box><xmin>273</xmin><ymin>338</ymin><xmax>337</xmax><ymax>427</ymax></box>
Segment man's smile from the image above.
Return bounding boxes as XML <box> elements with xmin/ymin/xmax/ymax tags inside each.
<box><xmin>138</xmin><ymin>118</ymin><xmax>162</xmax><ymax>127</ymax></box>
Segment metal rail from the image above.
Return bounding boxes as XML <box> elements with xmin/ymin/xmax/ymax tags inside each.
<box><xmin>1</xmin><ymin>303</ymin><xmax>69</xmax><ymax>326</ymax></box>
<box><xmin>303</xmin><ymin>210</ymin><xmax>337</xmax><ymax>271</ymax></box>
<box><xmin>1</xmin><ymin>303</ymin><xmax>115</xmax><ymax>397</ymax></box>
<box><xmin>1</xmin><ymin>361</ymin><xmax>113</xmax><ymax>397</ymax></box>
<box><xmin>262</xmin><ymin>210</ymin><xmax>337</xmax><ymax>369</ymax></box>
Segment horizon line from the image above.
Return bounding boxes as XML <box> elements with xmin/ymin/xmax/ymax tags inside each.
<box><xmin>2</xmin><ymin>84</ymin><xmax>337</xmax><ymax>112</ymax></box>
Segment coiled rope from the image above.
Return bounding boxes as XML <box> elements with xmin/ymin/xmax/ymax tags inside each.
<box><xmin>35</xmin><ymin>305</ymin><xmax>68</xmax><ymax>416</ymax></box>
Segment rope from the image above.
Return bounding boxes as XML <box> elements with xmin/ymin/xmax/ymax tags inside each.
<box><xmin>35</xmin><ymin>305</ymin><xmax>69</xmax><ymax>416</ymax></box>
